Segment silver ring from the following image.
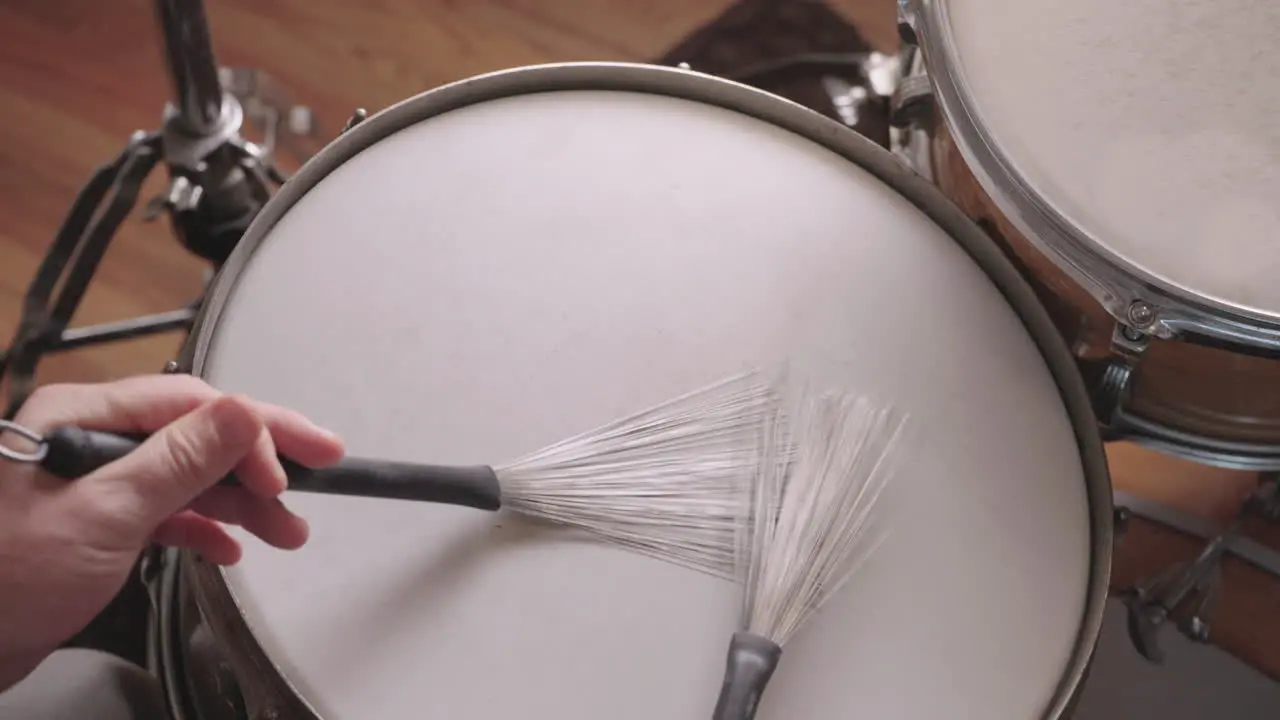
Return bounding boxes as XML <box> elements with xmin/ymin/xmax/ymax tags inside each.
<box><xmin>0</xmin><ymin>419</ymin><xmax>49</xmax><ymax>463</ymax></box>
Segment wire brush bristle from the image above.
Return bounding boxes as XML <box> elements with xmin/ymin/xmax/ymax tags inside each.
<box><xmin>713</xmin><ymin>384</ymin><xmax>907</xmax><ymax>720</ymax></box>
<box><xmin>493</xmin><ymin>370</ymin><xmax>782</xmax><ymax>580</ymax></box>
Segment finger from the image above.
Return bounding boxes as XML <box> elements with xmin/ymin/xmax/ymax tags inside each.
<box><xmin>231</xmin><ymin>406</ymin><xmax>344</xmax><ymax>501</ymax></box>
<box><xmin>14</xmin><ymin>374</ymin><xmax>220</xmax><ymax>434</ymax></box>
<box><xmin>255</xmin><ymin>404</ymin><xmax>346</xmax><ymax>470</ymax></box>
<box><xmin>187</xmin><ymin>486</ymin><xmax>310</xmax><ymax>550</ymax></box>
<box><xmin>19</xmin><ymin>374</ymin><xmax>345</xmax><ymax>473</ymax></box>
<box><xmin>152</xmin><ymin>511</ymin><xmax>243</xmax><ymax>565</ymax></box>
<box><xmin>232</xmin><ymin>428</ymin><xmax>289</xmax><ymax>499</ymax></box>
<box><xmin>78</xmin><ymin>395</ymin><xmax>264</xmax><ymax>536</ymax></box>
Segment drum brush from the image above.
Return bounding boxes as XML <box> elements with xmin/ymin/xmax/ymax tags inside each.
<box><xmin>24</xmin><ymin>372</ymin><xmax>778</xmax><ymax>579</ymax></box>
<box><xmin>711</xmin><ymin>387</ymin><xmax>906</xmax><ymax>720</ymax></box>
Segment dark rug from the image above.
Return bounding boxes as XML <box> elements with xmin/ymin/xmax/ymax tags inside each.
<box><xmin>654</xmin><ymin>0</ymin><xmax>889</xmax><ymax>146</ymax></box>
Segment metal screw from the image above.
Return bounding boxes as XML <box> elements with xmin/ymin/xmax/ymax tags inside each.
<box><xmin>1126</xmin><ymin>301</ymin><xmax>1156</xmax><ymax>328</ymax></box>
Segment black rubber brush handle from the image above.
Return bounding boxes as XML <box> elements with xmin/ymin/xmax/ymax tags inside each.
<box><xmin>711</xmin><ymin>631</ymin><xmax>783</xmax><ymax>720</ymax></box>
<box><xmin>39</xmin><ymin>426</ymin><xmax>503</xmax><ymax>511</ymax></box>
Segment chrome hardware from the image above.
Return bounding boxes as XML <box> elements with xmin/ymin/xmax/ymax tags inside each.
<box><xmin>1091</xmin><ymin>360</ymin><xmax>1133</xmax><ymax>430</ymax></box>
<box><xmin>143</xmin><ymin>175</ymin><xmax>205</xmax><ymax>220</ymax></box>
<box><xmin>218</xmin><ymin>67</ymin><xmax>319</xmax><ymax>165</ymax></box>
<box><xmin>890</xmin><ymin>73</ymin><xmax>934</xmax><ymax>128</ymax></box>
<box><xmin>341</xmin><ymin>108</ymin><xmax>368</xmax><ymax>135</ymax></box>
<box><xmin>1121</xmin><ymin>477</ymin><xmax>1280</xmax><ymax>663</ymax></box>
<box><xmin>1110</xmin><ymin>322</ymin><xmax>1151</xmax><ymax>359</ymax></box>
<box><xmin>1126</xmin><ymin>301</ymin><xmax>1157</xmax><ymax>329</ymax></box>
<box><xmin>821</xmin><ymin>76</ymin><xmax>871</xmax><ymax>128</ymax></box>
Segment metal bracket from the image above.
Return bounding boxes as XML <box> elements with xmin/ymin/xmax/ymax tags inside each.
<box><xmin>218</xmin><ymin>67</ymin><xmax>320</xmax><ymax>166</ymax></box>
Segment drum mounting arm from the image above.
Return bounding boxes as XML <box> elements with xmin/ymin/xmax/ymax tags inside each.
<box><xmin>1119</xmin><ymin>476</ymin><xmax>1280</xmax><ymax>664</ymax></box>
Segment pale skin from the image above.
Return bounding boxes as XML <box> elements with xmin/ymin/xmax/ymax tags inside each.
<box><xmin>0</xmin><ymin>374</ymin><xmax>345</xmax><ymax>692</ymax></box>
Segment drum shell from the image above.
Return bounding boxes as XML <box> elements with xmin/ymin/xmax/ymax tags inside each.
<box><xmin>1107</xmin><ymin>445</ymin><xmax>1280</xmax><ymax>684</ymax></box>
<box><xmin>911</xmin><ymin>29</ymin><xmax>1280</xmax><ymax>698</ymax></box>
<box><xmin>155</xmin><ymin>62</ymin><xmax>1114</xmax><ymax>720</ymax></box>
<box><xmin>923</xmin><ymin>94</ymin><xmax>1280</xmax><ymax>469</ymax></box>
<box><xmin>1111</xmin><ymin>510</ymin><xmax>1280</xmax><ymax>682</ymax></box>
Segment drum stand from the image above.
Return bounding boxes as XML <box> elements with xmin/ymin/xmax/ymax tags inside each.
<box><xmin>1114</xmin><ymin>477</ymin><xmax>1280</xmax><ymax>664</ymax></box>
<box><xmin>0</xmin><ymin>0</ymin><xmax>319</xmax><ymax>420</ymax></box>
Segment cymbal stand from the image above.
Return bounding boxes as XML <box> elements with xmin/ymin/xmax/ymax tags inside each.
<box><xmin>0</xmin><ymin>0</ymin><xmax>317</xmax><ymax>419</ymax></box>
<box><xmin>1118</xmin><ymin>475</ymin><xmax>1280</xmax><ymax>664</ymax></box>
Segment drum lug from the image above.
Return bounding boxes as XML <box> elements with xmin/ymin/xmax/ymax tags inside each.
<box><xmin>889</xmin><ymin>73</ymin><xmax>934</xmax><ymax>130</ymax></box>
<box><xmin>1121</xmin><ymin>477</ymin><xmax>1280</xmax><ymax>663</ymax></box>
<box><xmin>1080</xmin><ymin>357</ymin><xmax>1133</xmax><ymax>439</ymax></box>
<box><xmin>882</xmin><ymin>44</ymin><xmax>935</xmax><ymax>179</ymax></box>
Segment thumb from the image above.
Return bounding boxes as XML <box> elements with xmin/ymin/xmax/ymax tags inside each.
<box><xmin>82</xmin><ymin>395</ymin><xmax>265</xmax><ymax>535</ymax></box>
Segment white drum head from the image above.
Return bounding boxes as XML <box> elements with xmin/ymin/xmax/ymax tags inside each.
<box><xmin>1073</xmin><ymin>600</ymin><xmax>1280</xmax><ymax>719</ymax></box>
<box><xmin>192</xmin><ymin>64</ymin><xmax>1102</xmax><ymax>719</ymax></box>
<box><xmin>942</xmin><ymin>0</ymin><xmax>1280</xmax><ymax>320</ymax></box>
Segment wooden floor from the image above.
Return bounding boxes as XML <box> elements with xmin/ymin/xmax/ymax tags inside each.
<box><xmin>0</xmin><ymin>0</ymin><xmax>893</xmax><ymax>392</ymax></box>
<box><xmin>1</xmin><ymin>0</ymin><xmax>1277</xmax><ymax>686</ymax></box>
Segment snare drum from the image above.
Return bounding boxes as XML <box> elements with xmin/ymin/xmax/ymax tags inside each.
<box><xmin>894</xmin><ymin>0</ymin><xmax>1280</xmax><ymax>471</ymax></box>
<box><xmin>151</xmin><ymin>62</ymin><xmax>1111</xmax><ymax>719</ymax></box>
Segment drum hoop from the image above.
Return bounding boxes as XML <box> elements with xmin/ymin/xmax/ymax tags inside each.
<box><xmin>905</xmin><ymin>0</ymin><xmax>1280</xmax><ymax>349</ymax></box>
<box><xmin>1112</xmin><ymin>409</ymin><xmax>1280</xmax><ymax>473</ymax></box>
<box><xmin>173</xmin><ymin>61</ymin><xmax>1113</xmax><ymax>720</ymax></box>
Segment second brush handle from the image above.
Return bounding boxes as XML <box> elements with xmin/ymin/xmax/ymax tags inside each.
<box><xmin>39</xmin><ymin>426</ymin><xmax>503</xmax><ymax>511</ymax></box>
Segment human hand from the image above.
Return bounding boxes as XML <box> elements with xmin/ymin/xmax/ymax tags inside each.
<box><xmin>0</xmin><ymin>374</ymin><xmax>345</xmax><ymax>690</ymax></box>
